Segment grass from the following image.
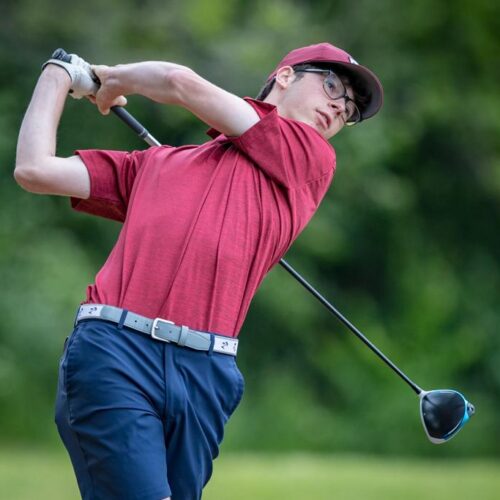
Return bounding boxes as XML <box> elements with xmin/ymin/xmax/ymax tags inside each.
<box><xmin>1</xmin><ymin>447</ymin><xmax>499</xmax><ymax>499</ymax></box>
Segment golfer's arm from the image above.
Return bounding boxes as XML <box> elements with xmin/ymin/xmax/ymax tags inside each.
<box><xmin>108</xmin><ymin>62</ymin><xmax>260</xmax><ymax>137</ymax></box>
<box><xmin>14</xmin><ymin>66</ymin><xmax>90</xmax><ymax>198</ymax></box>
<box><xmin>171</xmin><ymin>69</ymin><xmax>261</xmax><ymax>137</ymax></box>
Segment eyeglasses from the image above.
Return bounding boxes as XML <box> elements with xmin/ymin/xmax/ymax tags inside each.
<box><xmin>293</xmin><ymin>68</ymin><xmax>361</xmax><ymax>126</ymax></box>
<box><xmin>420</xmin><ymin>390</ymin><xmax>475</xmax><ymax>444</ymax></box>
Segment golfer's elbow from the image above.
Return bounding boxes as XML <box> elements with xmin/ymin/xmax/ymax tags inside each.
<box><xmin>14</xmin><ymin>162</ymin><xmax>47</xmax><ymax>193</ymax></box>
<box><xmin>14</xmin><ymin>163</ymin><xmax>35</xmax><ymax>190</ymax></box>
<box><xmin>14</xmin><ymin>158</ymin><xmax>57</xmax><ymax>194</ymax></box>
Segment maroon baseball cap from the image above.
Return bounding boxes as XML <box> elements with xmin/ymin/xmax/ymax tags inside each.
<box><xmin>267</xmin><ymin>42</ymin><xmax>384</xmax><ymax>121</ymax></box>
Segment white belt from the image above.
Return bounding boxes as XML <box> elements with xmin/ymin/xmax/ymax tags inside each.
<box><xmin>75</xmin><ymin>304</ymin><xmax>238</xmax><ymax>356</ymax></box>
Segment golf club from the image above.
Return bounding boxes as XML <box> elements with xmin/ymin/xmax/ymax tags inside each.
<box><xmin>51</xmin><ymin>48</ymin><xmax>475</xmax><ymax>444</ymax></box>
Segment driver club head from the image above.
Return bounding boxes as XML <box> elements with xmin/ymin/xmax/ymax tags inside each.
<box><xmin>419</xmin><ymin>389</ymin><xmax>475</xmax><ymax>444</ymax></box>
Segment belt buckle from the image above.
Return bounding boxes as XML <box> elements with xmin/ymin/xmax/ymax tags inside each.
<box><xmin>151</xmin><ymin>317</ymin><xmax>175</xmax><ymax>342</ymax></box>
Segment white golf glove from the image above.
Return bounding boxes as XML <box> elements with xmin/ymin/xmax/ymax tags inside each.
<box><xmin>42</xmin><ymin>53</ymin><xmax>99</xmax><ymax>99</ymax></box>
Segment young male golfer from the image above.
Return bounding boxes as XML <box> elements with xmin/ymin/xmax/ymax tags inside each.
<box><xmin>15</xmin><ymin>42</ymin><xmax>383</xmax><ymax>499</ymax></box>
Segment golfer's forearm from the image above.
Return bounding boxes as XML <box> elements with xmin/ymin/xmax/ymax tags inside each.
<box><xmin>15</xmin><ymin>67</ymin><xmax>71</xmax><ymax>172</ymax></box>
<box><xmin>106</xmin><ymin>62</ymin><xmax>259</xmax><ymax>136</ymax></box>
<box><xmin>107</xmin><ymin>61</ymin><xmax>191</xmax><ymax>104</ymax></box>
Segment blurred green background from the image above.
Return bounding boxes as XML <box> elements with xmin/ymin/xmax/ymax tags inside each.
<box><xmin>1</xmin><ymin>0</ymin><xmax>499</xmax><ymax>497</ymax></box>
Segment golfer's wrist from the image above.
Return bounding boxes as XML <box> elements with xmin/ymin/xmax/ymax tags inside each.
<box><xmin>41</xmin><ymin>64</ymin><xmax>72</xmax><ymax>89</ymax></box>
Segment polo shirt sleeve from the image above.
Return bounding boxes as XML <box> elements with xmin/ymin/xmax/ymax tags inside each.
<box><xmin>228</xmin><ymin>98</ymin><xmax>336</xmax><ymax>190</ymax></box>
<box><xmin>70</xmin><ymin>149</ymin><xmax>146</xmax><ymax>222</ymax></box>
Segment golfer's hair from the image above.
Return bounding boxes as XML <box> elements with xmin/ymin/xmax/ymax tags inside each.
<box><xmin>255</xmin><ymin>62</ymin><xmax>369</xmax><ymax>110</ymax></box>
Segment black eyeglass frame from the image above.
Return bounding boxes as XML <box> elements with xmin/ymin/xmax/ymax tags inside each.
<box><xmin>293</xmin><ymin>68</ymin><xmax>361</xmax><ymax>126</ymax></box>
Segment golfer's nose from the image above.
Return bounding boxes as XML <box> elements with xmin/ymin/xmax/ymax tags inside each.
<box><xmin>329</xmin><ymin>98</ymin><xmax>347</xmax><ymax>118</ymax></box>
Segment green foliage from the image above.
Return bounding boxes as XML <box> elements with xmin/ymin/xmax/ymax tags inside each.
<box><xmin>0</xmin><ymin>0</ymin><xmax>498</xmax><ymax>457</ymax></box>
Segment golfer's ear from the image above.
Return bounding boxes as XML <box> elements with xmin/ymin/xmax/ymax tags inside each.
<box><xmin>274</xmin><ymin>66</ymin><xmax>296</xmax><ymax>89</ymax></box>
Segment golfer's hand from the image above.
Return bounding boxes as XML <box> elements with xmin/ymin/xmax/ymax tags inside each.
<box><xmin>90</xmin><ymin>65</ymin><xmax>128</xmax><ymax>115</ymax></box>
<box><xmin>42</xmin><ymin>53</ymin><xmax>99</xmax><ymax>99</ymax></box>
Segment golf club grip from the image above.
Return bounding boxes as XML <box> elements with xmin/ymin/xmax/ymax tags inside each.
<box><xmin>111</xmin><ymin>107</ymin><xmax>147</xmax><ymax>135</ymax></box>
<box><xmin>51</xmin><ymin>48</ymin><xmax>71</xmax><ymax>63</ymax></box>
<box><xmin>50</xmin><ymin>49</ymin><xmax>160</xmax><ymax>146</ymax></box>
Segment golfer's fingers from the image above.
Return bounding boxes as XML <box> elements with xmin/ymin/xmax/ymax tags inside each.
<box><xmin>90</xmin><ymin>64</ymin><xmax>109</xmax><ymax>83</ymax></box>
<box><xmin>92</xmin><ymin>65</ymin><xmax>127</xmax><ymax>115</ymax></box>
<box><xmin>112</xmin><ymin>95</ymin><xmax>128</xmax><ymax>108</ymax></box>
<box><xmin>96</xmin><ymin>95</ymin><xmax>128</xmax><ymax>115</ymax></box>
<box><xmin>85</xmin><ymin>95</ymin><xmax>127</xmax><ymax>117</ymax></box>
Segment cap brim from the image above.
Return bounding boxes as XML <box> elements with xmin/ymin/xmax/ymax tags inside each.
<box><xmin>329</xmin><ymin>62</ymin><xmax>384</xmax><ymax>121</ymax></box>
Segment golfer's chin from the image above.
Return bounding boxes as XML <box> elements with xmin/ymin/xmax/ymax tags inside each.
<box><xmin>310</xmin><ymin>116</ymin><xmax>344</xmax><ymax>140</ymax></box>
<box><xmin>298</xmin><ymin>117</ymin><xmax>331</xmax><ymax>140</ymax></box>
<box><xmin>281</xmin><ymin>111</ymin><xmax>342</xmax><ymax>140</ymax></box>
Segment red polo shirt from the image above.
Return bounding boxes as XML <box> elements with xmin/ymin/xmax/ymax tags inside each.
<box><xmin>71</xmin><ymin>98</ymin><xmax>335</xmax><ymax>337</ymax></box>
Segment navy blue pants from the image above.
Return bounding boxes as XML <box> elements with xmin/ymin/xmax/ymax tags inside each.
<box><xmin>55</xmin><ymin>318</ymin><xmax>244</xmax><ymax>500</ymax></box>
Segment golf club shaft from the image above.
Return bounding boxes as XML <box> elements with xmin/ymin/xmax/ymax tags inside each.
<box><xmin>111</xmin><ymin>107</ymin><xmax>160</xmax><ymax>147</ymax></box>
<box><xmin>279</xmin><ymin>259</ymin><xmax>422</xmax><ymax>395</ymax></box>
<box><xmin>54</xmin><ymin>48</ymin><xmax>423</xmax><ymax>396</ymax></box>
